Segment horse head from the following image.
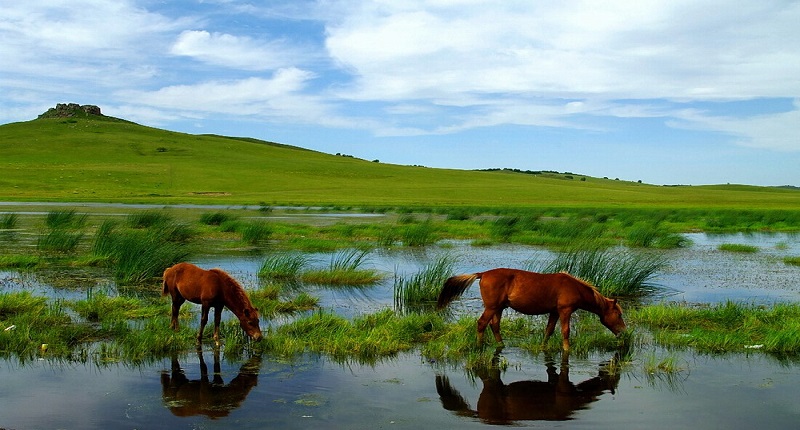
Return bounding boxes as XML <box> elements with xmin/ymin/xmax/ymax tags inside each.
<box><xmin>600</xmin><ymin>298</ymin><xmax>626</xmax><ymax>335</ymax></box>
<box><xmin>240</xmin><ymin>307</ymin><xmax>263</xmax><ymax>341</ymax></box>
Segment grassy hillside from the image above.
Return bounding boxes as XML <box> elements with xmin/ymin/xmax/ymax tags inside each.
<box><xmin>1</xmin><ymin>113</ymin><xmax>799</xmax><ymax>209</ymax></box>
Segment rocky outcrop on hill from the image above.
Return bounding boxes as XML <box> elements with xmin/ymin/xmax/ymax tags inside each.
<box><xmin>38</xmin><ymin>103</ymin><xmax>103</xmax><ymax>118</ymax></box>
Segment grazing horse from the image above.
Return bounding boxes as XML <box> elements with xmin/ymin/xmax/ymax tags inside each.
<box><xmin>437</xmin><ymin>268</ymin><xmax>625</xmax><ymax>350</ymax></box>
<box><xmin>162</xmin><ymin>262</ymin><xmax>263</xmax><ymax>344</ymax></box>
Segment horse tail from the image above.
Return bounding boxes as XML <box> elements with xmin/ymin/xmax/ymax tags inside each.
<box><xmin>161</xmin><ymin>265</ymin><xmax>173</xmax><ymax>296</ymax></box>
<box><xmin>437</xmin><ymin>273</ymin><xmax>481</xmax><ymax>309</ymax></box>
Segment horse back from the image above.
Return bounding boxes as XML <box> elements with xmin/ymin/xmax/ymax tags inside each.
<box><xmin>163</xmin><ymin>262</ymin><xmax>223</xmax><ymax>303</ymax></box>
<box><xmin>479</xmin><ymin>268</ymin><xmax>584</xmax><ymax>314</ymax></box>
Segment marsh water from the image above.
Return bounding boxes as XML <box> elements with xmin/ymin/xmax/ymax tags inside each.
<box><xmin>2</xmin><ymin>232</ymin><xmax>800</xmax><ymax>429</ymax></box>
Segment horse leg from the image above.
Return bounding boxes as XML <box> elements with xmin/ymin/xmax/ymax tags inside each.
<box><xmin>559</xmin><ymin>309</ymin><xmax>573</xmax><ymax>351</ymax></box>
<box><xmin>543</xmin><ymin>312</ymin><xmax>558</xmax><ymax>345</ymax></box>
<box><xmin>198</xmin><ymin>303</ymin><xmax>211</xmax><ymax>343</ymax></box>
<box><xmin>489</xmin><ymin>312</ymin><xmax>504</xmax><ymax>346</ymax></box>
<box><xmin>170</xmin><ymin>297</ymin><xmax>184</xmax><ymax>331</ymax></box>
<box><xmin>212</xmin><ymin>304</ymin><xmax>223</xmax><ymax>346</ymax></box>
<box><xmin>476</xmin><ymin>309</ymin><xmax>497</xmax><ymax>346</ymax></box>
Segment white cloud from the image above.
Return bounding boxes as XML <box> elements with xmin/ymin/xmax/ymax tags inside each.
<box><xmin>324</xmin><ymin>0</ymin><xmax>800</xmax><ymax>101</ymax></box>
<box><xmin>171</xmin><ymin>30</ymin><xmax>308</xmax><ymax>70</ymax></box>
<box><xmin>671</xmin><ymin>100</ymin><xmax>800</xmax><ymax>151</ymax></box>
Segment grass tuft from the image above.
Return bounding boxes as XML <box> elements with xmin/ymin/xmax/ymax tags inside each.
<box><xmin>393</xmin><ymin>255</ymin><xmax>455</xmax><ymax>311</ymax></box>
<box><xmin>529</xmin><ymin>246</ymin><xmax>667</xmax><ymax>297</ymax></box>
<box><xmin>301</xmin><ymin>249</ymin><xmax>383</xmax><ymax>285</ymax></box>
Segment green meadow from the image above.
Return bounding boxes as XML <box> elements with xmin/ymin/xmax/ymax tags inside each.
<box><xmin>2</xmin><ymin>112</ymin><xmax>800</xmax><ymax>209</ymax></box>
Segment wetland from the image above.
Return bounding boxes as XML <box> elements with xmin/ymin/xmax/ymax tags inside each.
<box><xmin>2</xmin><ymin>204</ymin><xmax>800</xmax><ymax>429</ymax></box>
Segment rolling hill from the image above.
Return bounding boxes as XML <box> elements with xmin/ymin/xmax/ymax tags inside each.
<box><xmin>1</xmin><ymin>105</ymin><xmax>799</xmax><ymax>209</ymax></box>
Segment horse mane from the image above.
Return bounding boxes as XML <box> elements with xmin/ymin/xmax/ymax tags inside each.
<box><xmin>209</xmin><ymin>268</ymin><xmax>254</xmax><ymax>310</ymax></box>
<box><xmin>559</xmin><ymin>271</ymin><xmax>606</xmax><ymax>301</ymax></box>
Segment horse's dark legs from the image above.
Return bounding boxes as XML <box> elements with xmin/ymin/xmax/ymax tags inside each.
<box><xmin>559</xmin><ymin>309</ymin><xmax>573</xmax><ymax>351</ymax></box>
<box><xmin>477</xmin><ymin>308</ymin><xmax>504</xmax><ymax>346</ymax></box>
<box><xmin>198</xmin><ymin>303</ymin><xmax>211</xmax><ymax>343</ymax></box>
<box><xmin>170</xmin><ymin>297</ymin><xmax>185</xmax><ymax>331</ymax></box>
<box><xmin>212</xmin><ymin>304</ymin><xmax>223</xmax><ymax>346</ymax></box>
<box><xmin>544</xmin><ymin>312</ymin><xmax>558</xmax><ymax>345</ymax></box>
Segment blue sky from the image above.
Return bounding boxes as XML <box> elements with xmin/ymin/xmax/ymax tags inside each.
<box><xmin>2</xmin><ymin>0</ymin><xmax>799</xmax><ymax>186</ymax></box>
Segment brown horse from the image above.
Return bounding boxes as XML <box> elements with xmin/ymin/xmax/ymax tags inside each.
<box><xmin>162</xmin><ymin>262</ymin><xmax>263</xmax><ymax>344</ymax></box>
<box><xmin>437</xmin><ymin>268</ymin><xmax>625</xmax><ymax>350</ymax></box>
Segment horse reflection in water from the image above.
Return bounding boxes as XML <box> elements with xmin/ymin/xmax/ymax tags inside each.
<box><xmin>436</xmin><ymin>354</ymin><xmax>620</xmax><ymax>424</ymax></box>
<box><xmin>161</xmin><ymin>350</ymin><xmax>261</xmax><ymax>419</ymax></box>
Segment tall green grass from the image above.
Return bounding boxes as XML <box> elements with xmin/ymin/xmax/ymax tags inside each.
<box><xmin>0</xmin><ymin>213</ymin><xmax>18</xmax><ymax>229</ymax></box>
<box><xmin>240</xmin><ymin>220</ymin><xmax>272</xmax><ymax>245</ymax></box>
<box><xmin>528</xmin><ymin>246</ymin><xmax>667</xmax><ymax>297</ymax></box>
<box><xmin>393</xmin><ymin>255</ymin><xmax>455</xmax><ymax>311</ymax></box>
<box><xmin>45</xmin><ymin>210</ymin><xmax>87</xmax><ymax>229</ymax></box>
<box><xmin>258</xmin><ymin>253</ymin><xmax>309</xmax><ymax>281</ymax></box>
<box><xmin>200</xmin><ymin>211</ymin><xmax>237</xmax><ymax>226</ymax></box>
<box><xmin>91</xmin><ymin>219</ymin><xmax>191</xmax><ymax>285</ymax></box>
<box><xmin>301</xmin><ymin>249</ymin><xmax>383</xmax><ymax>285</ymax></box>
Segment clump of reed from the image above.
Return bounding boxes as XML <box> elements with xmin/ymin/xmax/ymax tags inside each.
<box><xmin>127</xmin><ymin>210</ymin><xmax>172</xmax><ymax>229</ymax></box>
<box><xmin>402</xmin><ymin>219</ymin><xmax>436</xmax><ymax>246</ymax></box>
<box><xmin>528</xmin><ymin>246</ymin><xmax>667</xmax><ymax>297</ymax></box>
<box><xmin>91</xmin><ymin>218</ymin><xmax>191</xmax><ymax>285</ymax></box>
<box><xmin>393</xmin><ymin>255</ymin><xmax>455</xmax><ymax>312</ymax></box>
<box><xmin>239</xmin><ymin>220</ymin><xmax>272</xmax><ymax>246</ymax></box>
<box><xmin>1</xmin><ymin>213</ymin><xmax>18</xmax><ymax>230</ymax></box>
<box><xmin>258</xmin><ymin>253</ymin><xmax>309</xmax><ymax>281</ymax></box>
<box><xmin>300</xmin><ymin>249</ymin><xmax>383</xmax><ymax>285</ymax></box>
<box><xmin>625</xmin><ymin>222</ymin><xmax>689</xmax><ymax>249</ymax></box>
<box><xmin>37</xmin><ymin>210</ymin><xmax>88</xmax><ymax>256</ymax></box>
<box><xmin>784</xmin><ymin>256</ymin><xmax>800</xmax><ymax>267</ymax></box>
<box><xmin>199</xmin><ymin>211</ymin><xmax>237</xmax><ymax>226</ymax></box>
<box><xmin>717</xmin><ymin>243</ymin><xmax>759</xmax><ymax>253</ymax></box>
<box><xmin>45</xmin><ymin>210</ymin><xmax>87</xmax><ymax>229</ymax></box>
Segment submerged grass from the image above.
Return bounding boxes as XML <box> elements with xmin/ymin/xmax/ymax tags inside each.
<box><xmin>717</xmin><ymin>243</ymin><xmax>759</xmax><ymax>253</ymax></box>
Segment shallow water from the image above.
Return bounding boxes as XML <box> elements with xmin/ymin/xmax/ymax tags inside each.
<box><xmin>2</xmin><ymin>348</ymin><xmax>799</xmax><ymax>429</ymax></box>
<box><xmin>2</xmin><ymin>233</ymin><xmax>800</xmax><ymax>428</ymax></box>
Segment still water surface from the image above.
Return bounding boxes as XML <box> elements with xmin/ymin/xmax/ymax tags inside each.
<box><xmin>2</xmin><ymin>233</ymin><xmax>800</xmax><ymax>429</ymax></box>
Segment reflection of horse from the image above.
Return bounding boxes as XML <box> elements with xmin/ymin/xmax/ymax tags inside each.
<box><xmin>436</xmin><ymin>355</ymin><xmax>620</xmax><ymax>424</ymax></box>
<box><xmin>162</xmin><ymin>262</ymin><xmax>263</xmax><ymax>344</ymax></box>
<box><xmin>161</xmin><ymin>350</ymin><xmax>262</xmax><ymax>419</ymax></box>
<box><xmin>437</xmin><ymin>268</ymin><xmax>626</xmax><ymax>350</ymax></box>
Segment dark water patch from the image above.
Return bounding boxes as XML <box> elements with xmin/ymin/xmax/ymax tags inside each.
<box><xmin>2</xmin><ymin>348</ymin><xmax>799</xmax><ymax>429</ymax></box>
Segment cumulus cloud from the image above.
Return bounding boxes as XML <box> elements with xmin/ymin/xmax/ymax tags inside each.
<box><xmin>325</xmin><ymin>0</ymin><xmax>800</xmax><ymax>101</ymax></box>
<box><xmin>171</xmin><ymin>30</ymin><xmax>307</xmax><ymax>70</ymax></box>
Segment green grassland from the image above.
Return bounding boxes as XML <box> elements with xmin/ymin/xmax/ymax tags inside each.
<box><xmin>2</xmin><ymin>113</ymin><xmax>800</xmax><ymax>209</ymax></box>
